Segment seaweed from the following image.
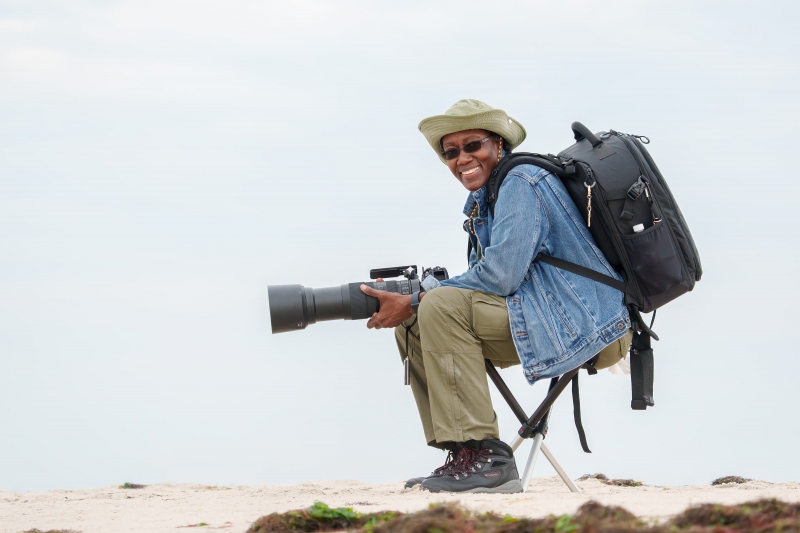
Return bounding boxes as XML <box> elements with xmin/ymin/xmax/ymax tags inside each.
<box><xmin>670</xmin><ymin>498</ymin><xmax>800</xmax><ymax>530</ymax></box>
<box><xmin>249</xmin><ymin>498</ymin><xmax>800</xmax><ymax>533</ymax></box>
<box><xmin>578</xmin><ymin>472</ymin><xmax>643</xmax><ymax>486</ymax></box>
<box><xmin>248</xmin><ymin>501</ymin><xmax>385</xmax><ymax>532</ymax></box>
<box><xmin>605</xmin><ymin>478</ymin><xmax>643</xmax><ymax>487</ymax></box>
<box><xmin>711</xmin><ymin>476</ymin><xmax>752</xmax><ymax>485</ymax></box>
<box><xmin>21</xmin><ymin>530</ymin><xmax>81</xmax><ymax>533</ymax></box>
<box><xmin>118</xmin><ymin>482</ymin><xmax>146</xmax><ymax>489</ymax></box>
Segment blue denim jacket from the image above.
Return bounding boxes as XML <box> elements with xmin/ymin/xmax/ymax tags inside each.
<box><xmin>422</xmin><ymin>164</ymin><xmax>630</xmax><ymax>384</ymax></box>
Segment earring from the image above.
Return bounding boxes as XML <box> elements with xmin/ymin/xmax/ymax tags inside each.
<box><xmin>497</xmin><ymin>140</ymin><xmax>503</xmax><ymax>163</ymax></box>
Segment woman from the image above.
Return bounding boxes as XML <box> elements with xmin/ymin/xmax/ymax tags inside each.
<box><xmin>361</xmin><ymin>99</ymin><xmax>631</xmax><ymax>494</ymax></box>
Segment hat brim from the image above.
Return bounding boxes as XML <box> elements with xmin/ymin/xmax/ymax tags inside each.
<box><xmin>419</xmin><ymin>109</ymin><xmax>527</xmax><ymax>164</ymax></box>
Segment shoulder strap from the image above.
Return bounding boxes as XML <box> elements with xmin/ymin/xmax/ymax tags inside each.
<box><xmin>486</xmin><ymin>153</ymin><xmax>576</xmax><ymax>217</ymax></box>
<box><xmin>536</xmin><ymin>253</ymin><xmax>626</xmax><ymax>293</ymax></box>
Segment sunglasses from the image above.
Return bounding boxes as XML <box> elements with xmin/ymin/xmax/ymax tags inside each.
<box><xmin>441</xmin><ymin>136</ymin><xmax>492</xmax><ymax>161</ymax></box>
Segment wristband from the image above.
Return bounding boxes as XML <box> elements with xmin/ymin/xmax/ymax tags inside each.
<box><xmin>410</xmin><ymin>291</ymin><xmax>424</xmax><ymax>314</ymax></box>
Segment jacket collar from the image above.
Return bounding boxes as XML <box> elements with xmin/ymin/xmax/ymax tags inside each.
<box><xmin>463</xmin><ymin>186</ymin><xmax>487</xmax><ymax>217</ymax></box>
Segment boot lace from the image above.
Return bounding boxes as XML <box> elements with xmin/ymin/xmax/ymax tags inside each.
<box><xmin>433</xmin><ymin>449</ymin><xmax>456</xmax><ymax>475</ymax></box>
<box><xmin>437</xmin><ymin>446</ymin><xmax>490</xmax><ymax>477</ymax></box>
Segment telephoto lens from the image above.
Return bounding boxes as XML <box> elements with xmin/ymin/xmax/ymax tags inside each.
<box><xmin>268</xmin><ymin>268</ymin><xmax>421</xmax><ymax>334</ymax></box>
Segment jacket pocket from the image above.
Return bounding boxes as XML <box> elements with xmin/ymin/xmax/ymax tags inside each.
<box><xmin>545</xmin><ymin>290</ymin><xmax>578</xmax><ymax>339</ymax></box>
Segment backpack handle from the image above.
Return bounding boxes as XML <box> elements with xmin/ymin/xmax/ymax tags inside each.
<box><xmin>571</xmin><ymin>122</ymin><xmax>602</xmax><ymax>148</ymax></box>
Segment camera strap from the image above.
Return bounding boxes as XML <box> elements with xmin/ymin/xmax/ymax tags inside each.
<box><xmin>403</xmin><ymin>317</ymin><xmax>418</xmax><ymax>386</ymax></box>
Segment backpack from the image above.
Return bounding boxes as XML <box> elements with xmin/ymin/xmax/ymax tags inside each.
<box><xmin>475</xmin><ymin>122</ymin><xmax>702</xmax><ymax>412</ymax></box>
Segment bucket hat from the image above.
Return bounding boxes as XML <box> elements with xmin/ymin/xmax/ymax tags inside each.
<box><xmin>418</xmin><ymin>99</ymin><xmax>527</xmax><ymax>163</ymax></box>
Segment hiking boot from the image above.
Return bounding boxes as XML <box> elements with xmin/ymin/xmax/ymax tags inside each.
<box><xmin>419</xmin><ymin>439</ymin><xmax>522</xmax><ymax>494</ymax></box>
<box><xmin>403</xmin><ymin>447</ymin><xmax>459</xmax><ymax>489</ymax></box>
<box><xmin>404</xmin><ymin>476</ymin><xmax>425</xmax><ymax>489</ymax></box>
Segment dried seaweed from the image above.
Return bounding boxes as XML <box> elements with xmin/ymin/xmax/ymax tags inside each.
<box><xmin>21</xmin><ymin>530</ymin><xmax>81</xmax><ymax>533</ymax></box>
<box><xmin>711</xmin><ymin>476</ymin><xmax>752</xmax><ymax>485</ymax></box>
<box><xmin>670</xmin><ymin>498</ymin><xmax>800</xmax><ymax>530</ymax></box>
<box><xmin>578</xmin><ymin>472</ymin><xmax>642</xmax><ymax>486</ymax></box>
<box><xmin>605</xmin><ymin>478</ymin><xmax>643</xmax><ymax>487</ymax></box>
<box><xmin>249</xmin><ymin>498</ymin><xmax>800</xmax><ymax>533</ymax></box>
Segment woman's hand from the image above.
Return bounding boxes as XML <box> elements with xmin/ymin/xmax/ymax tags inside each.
<box><xmin>360</xmin><ymin>279</ymin><xmax>415</xmax><ymax>329</ymax></box>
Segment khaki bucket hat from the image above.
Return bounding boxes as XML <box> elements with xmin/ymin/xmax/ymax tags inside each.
<box><xmin>418</xmin><ymin>99</ymin><xmax>527</xmax><ymax>164</ymax></box>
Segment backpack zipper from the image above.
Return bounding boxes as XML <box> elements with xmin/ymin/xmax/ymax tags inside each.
<box><xmin>616</xmin><ymin>133</ymin><xmax>691</xmax><ymax>286</ymax></box>
<box><xmin>614</xmin><ymin>129</ymin><xmax>697</xmax><ymax>274</ymax></box>
<box><xmin>632</xmin><ymin>137</ymin><xmax>702</xmax><ymax>279</ymax></box>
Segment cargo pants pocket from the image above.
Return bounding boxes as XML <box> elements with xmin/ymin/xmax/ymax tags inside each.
<box><xmin>471</xmin><ymin>292</ymin><xmax>511</xmax><ymax>340</ymax></box>
<box><xmin>471</xmin><ymin>291</ymin><xmax>519</xmax><ymax>368</ymax></box>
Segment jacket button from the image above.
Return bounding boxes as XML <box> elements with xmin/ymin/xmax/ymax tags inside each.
<box><xmin>616</xmin><ymin>322</ymin><xmax>624</xmax><ymax>330</ymax></box>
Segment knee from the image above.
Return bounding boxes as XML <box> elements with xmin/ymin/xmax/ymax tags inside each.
<box><xmin>418</xmin><ymin>287</ymin><xmax>466</xmax><ymax>321</ymax></box>
<box><xmin>418</xmin><ymin>288</ymin><xmax>446</xmax><ymax>319</ymax></box>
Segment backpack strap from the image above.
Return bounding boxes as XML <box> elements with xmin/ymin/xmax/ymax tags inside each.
<box><xmin>571</xmin><ymin>356</ymin><xmax>599</xmax><ymax>454</ymax></box>
<box><xmin>486</xmin><ymin>153</ymin><xmax>575</xmax><ymax>217</ymax></box>
<box><xmin>483</xmin><ymin>154</ymin><xmax>626</xmax><ymax>293</ymax></box>
<box><xmin>571</xmin><ymin>373</ymin><xmax>591</xmax><ymax>453</ymax></box>
<box><xmin>465</xmin><ymin>153</ymin><xmax>576</xmax><ymax>263</ymax></box>
<box><xmin>629</xmin><ymin>330</ymin><xmax>655</xmax><ymax>410</ymax></box>
<box><xmin>535</xmin><ymin>253</ymin><xmax>626</xmax><ymax>293</ymax></box>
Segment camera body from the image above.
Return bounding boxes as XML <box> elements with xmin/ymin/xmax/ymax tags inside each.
<box><xmin>268</xmin><ymin>265</ymin><xmax>449</xmax><ymax>334</ymax></box>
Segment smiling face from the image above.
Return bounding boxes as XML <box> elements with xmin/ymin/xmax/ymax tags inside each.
<box><xmin>441</xmin><ymin>129</ymin><xmax>502</xmax><ymax>191</ymax></box>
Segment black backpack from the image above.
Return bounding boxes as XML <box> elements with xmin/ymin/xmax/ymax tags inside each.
<box><xmin>476</xmin><ymin>122</ymin><xmax>702</xmax><ymax>411</ymax></box>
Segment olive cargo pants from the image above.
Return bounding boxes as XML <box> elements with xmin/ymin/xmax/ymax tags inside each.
<box><xmin>394</xmin><ymin>286</ymin><xmax>631</xmax><ymax>449</ymax></box>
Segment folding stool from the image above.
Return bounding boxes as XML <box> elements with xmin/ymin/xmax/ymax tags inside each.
<box><xmin>484</xmin><ymin>356</ymin><xmax>600</xmax><ymax>493</ymax></box>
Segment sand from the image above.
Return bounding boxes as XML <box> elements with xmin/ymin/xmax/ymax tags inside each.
<box><xmin>2</xmin><ymin>477</ymin><xmax>799</xmax><ymax>533</ymax></box>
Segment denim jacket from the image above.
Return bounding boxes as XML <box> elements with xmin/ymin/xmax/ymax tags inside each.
<box><xmin>422</xmin><ymin>164</ymin><xmax>630</xmax><ymax>384</ymax></box>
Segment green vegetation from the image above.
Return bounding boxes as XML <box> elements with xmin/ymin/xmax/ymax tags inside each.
<box><xmin>118</xmin><ymin>482</ymin><xmax>146</xmax><ymax>489</ymax></box>
<box><xmin>305</xmin><ymin>502</ymin><xmax>360</xmax><ymax>521</ymax></box>
<box><xmin>249</xmin><ymin>498</ymin><xmax>800</xmax><ymax>533</ymax></box>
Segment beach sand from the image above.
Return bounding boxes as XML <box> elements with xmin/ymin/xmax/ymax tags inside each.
<box><xmin>2</xmin><ymin>477</ymin><xmax>799</xmax><ymax>533</ymax></box>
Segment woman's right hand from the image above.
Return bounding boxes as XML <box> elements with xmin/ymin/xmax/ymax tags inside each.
<box><xmin>360</xmin><ymin>279</ymin><xmax>415</xmax><ymax>330</ymax></box>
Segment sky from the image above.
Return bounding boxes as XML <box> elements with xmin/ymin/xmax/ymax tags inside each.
<box><xmin>1</xmin><ymin>0</ymin><xmax>799</xmax><ymax>491</ymax></box>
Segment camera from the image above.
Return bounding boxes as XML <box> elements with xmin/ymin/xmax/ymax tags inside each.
<box><xmin>268</xmin><ymin>265</ymin><xmax>449</xmax><ymax>334</ymax></box>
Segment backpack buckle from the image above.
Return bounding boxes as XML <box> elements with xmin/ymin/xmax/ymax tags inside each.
<box><xmin>559</xmin><ymin>157</ymin><xmax>576</xmax><ymax>175</ymax></box>
<box><xmin>627</xmin><ymin>176</ymin><xmax>647</xmax><ymax>200</ymax></box>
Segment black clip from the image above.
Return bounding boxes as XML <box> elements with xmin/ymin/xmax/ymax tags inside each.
<box><xmin>627</xmin><ymin>176</ymin><xmax>647</xmax><ymax>200</ymax></box>
<box><xmin>555</xmin><ymin>157</ymin><xmax>575</xmax><ymax>175</ymax></box>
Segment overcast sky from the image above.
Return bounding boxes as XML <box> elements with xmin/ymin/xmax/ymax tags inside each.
<box><xmin>1</xmin><ymin>0</ymin><xmax>799</xmax><ymax>492</ymax></box>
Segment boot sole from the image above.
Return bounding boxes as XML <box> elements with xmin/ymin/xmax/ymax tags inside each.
<box><xmin>426</xmin><ymin>479</ymin><xmax>523</xmax><ymax>494</ymax></box>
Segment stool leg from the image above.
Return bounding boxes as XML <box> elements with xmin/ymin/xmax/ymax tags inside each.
<box><xmin>520</xmin><ymin>433</ymin><xmax>544</xmax><ymax>492</ymax></box>
<box><xmin>512</xmin><ymin>437</ymin><xmax>582</xmax><ymax>493</ymax></box>
<box><xmin>540</xmin><ymin>443</ymin><xmax>581</xmax><ymax>493</ymax></box>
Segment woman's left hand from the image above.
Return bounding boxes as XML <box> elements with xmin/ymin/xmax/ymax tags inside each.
<box><xmin>360</xmin><ymin>282</ymin><xmax>414</xmax><ymax>329</ymax></box>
